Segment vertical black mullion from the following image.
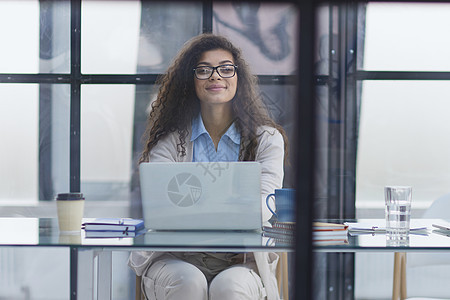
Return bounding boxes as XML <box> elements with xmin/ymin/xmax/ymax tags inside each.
<box><xmin>345</xmin><ymin>4</ymin><xmax>359</xmax><ymax>298</ymax></box>
<box><xmin>326</xmin><ymin>6</ymin><xmax>344</xmax><ymax>298</ymax></box>
<box><xmin>70</xmin><ymin>0</ymin><xmax>81</xmax><ymax>193</ymax></box>
<box><xmin>343</xmin><ymin>3</ymin><xmax>358</xmax><ymax>300</ymax></box>
<box><xmin>202</xmin><ymin>0</ymin><xmax>213</xmax><ymax>33</ymax></box>
<box><xmin>39</xmin><ymin>1</ymin><xmax>53</xmax><ymax>200</ymax></box>
<box><xmin>39</xmin><ymin>86</ymin><xmax>53</xmax><ymax>199</ymax></box>
<box><xmin>334</xmin><ymin>7</ymin><xmax>349</xmax><ymax>300</ymax></box>
<box><xmin>294</xmin><ymin>0</ymin><xmax>315</xmax><ymax>299</ymax></box>
<box><xmin>327</xmin><ymin>4</ymin><xmax>341</xmax><ymax>219</ymax></box>
<box><xmin>338</xmin><ymin>4</ymin><xmax>347</xmax><ymax>220</ymax></box>
<box><xmin>343</xmin><ymin>2</ymin><xmax>357</xmax><ymax>220</ymax></box>
<box><xmin>70</xmin><ymin>247</ymin><xmax>78</xmax><ymax>300</ymax></box>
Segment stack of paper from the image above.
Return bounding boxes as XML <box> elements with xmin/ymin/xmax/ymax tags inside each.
<box><xmin>313</xmin><ymin>222</ymin><xmax>348</xmax><ymax>245</ymax></box>
<box><xmin>82</xmin><ymin>218</ymin><xmax>145</xmax><ymax>238</ymax></box>
<box><xmin>263</xmin><ymin>222</ymin><xmax>350</xmax><ymax>245</ymax></box>
<box><xmin>344</xmin><ymin>221</ymin><xmax>428</xmax><ymax>236</ymax></box>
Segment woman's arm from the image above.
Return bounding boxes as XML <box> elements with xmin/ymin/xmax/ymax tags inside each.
<box><xmin>255</xmin><ymin>127</ymin><xmax>285</xmax><ymax>223</ymax></box>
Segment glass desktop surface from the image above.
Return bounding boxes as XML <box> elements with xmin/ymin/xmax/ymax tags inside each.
<box><xmin>0</xmin><ymin>218</ymin><xmax>292</xmax><ymax>251</ymax></box>
<box><xmin>4</xmin><ymin>218</ymin><xmax>450</xmax><ymax>252</ymax></box>
<box><xmin>314</xmin><ymin>219</ymin><xmax>450</xmax><ymax>252</ymax></box>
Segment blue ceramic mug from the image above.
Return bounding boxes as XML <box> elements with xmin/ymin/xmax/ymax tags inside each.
<box><xmin>266</xmin><ymin>188</ymin><xmax>295</xmax><ymax>222</ymax></box>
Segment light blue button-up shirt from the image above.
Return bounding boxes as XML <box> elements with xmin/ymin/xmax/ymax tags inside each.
<box><xmin>191</xmin><ymin>114</ymin><xmax>241</xmax><ymax>162</ymax></box>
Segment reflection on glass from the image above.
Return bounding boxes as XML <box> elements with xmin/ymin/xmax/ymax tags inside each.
<box><xmin>80</xmin><ymin>85</ymin><xmax>136</xmax><ymax>201</ymax></box>
<box><xmin>39</xmin><ymin>1</ymin><xmax>71</xmax><ymax>73</ymax></box>
<box><xmin>213</xmin><ymin>2</ymin><xmax>298</xmax><ymax>75</ymax></box>
<box><xmin>363</xmin><ymin>2</ymin><xmax>450</xmax><ymax>71</ymax></box>
<box><xmin>356</xmin><ymin>81</ymin><xmax>450</xmax><ymax>209</ymax></box>
<box><xmin>137</xmin><ymin>1</ymin><xmax>202</xmax><ymax>74</ymax></box>
<box><xmin>82</xmin><ymin>0</ymin><xmax>202</xmax><ymax>74</ymax></box>
<box><xmin>259</xmin><ymin>84</ymin><xmax>296</xmax><ymax>188</ymax></box>
<box><xmin>314</xmin><ymin>5</ymin><xmax>331</xmax><ymax>76</ymax></box>
<box><xmin>49</xmin><ymin>85</ymin><xmax>71</xmax><ymax>199</ymax></box>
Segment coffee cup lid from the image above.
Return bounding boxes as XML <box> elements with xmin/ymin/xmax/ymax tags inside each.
<box><xmin>56</xmin><ymin>193</ymin><xmax>84</xmax><ymax>200</ymax></box>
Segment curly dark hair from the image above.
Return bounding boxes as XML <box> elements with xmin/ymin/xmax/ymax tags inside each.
<box><xmin>140</xmin><ymin>33</ymin><xmax>288</xmax><ymax>163</ymax></box>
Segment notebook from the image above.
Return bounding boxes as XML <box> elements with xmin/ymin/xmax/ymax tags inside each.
<box><xmin>139</xmin><ymin>162</ymin><xmax>262</xmax><ymax>231</ymax></box>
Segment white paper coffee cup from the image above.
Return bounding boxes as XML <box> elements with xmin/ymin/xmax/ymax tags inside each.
<box><xmin>56</xmin><ymin>193</ymin><xmax>85</xmax><ymax>234</ymax></box>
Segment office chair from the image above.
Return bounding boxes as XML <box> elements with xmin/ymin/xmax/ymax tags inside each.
<box><xmin>135</xmin><ymin>252</ymin><xmax>290</xmax><ymax>300</ymax></box>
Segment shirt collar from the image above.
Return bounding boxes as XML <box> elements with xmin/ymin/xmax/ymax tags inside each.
<box><xmin>191</xmin><ymin>113</ymin><xmax>240</xmax><ymax>145</ymax></box>
<box><xmin>191</xmin><ymin>114</ymin><xmax>208</xmax><ymax>142</ymax></box>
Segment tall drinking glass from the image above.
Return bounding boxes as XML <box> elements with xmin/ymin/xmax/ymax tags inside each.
<box><xmin>385</xmin><ymin>186</ymin><xmax>412</xmax><ymax>238</ymax></box>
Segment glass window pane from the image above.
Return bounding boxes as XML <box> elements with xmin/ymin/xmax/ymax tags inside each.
<box><xmin>213</xmin><ymin>2</ymin><xmax>298</xmax><ymax>75</ymax></box>
<box><xmin>0</xmin><ymin>84</ymin><xmax>70</xmax><ymax>204</ymax></box>
<box><xmin>363</xmin><ymin>2</ymin><xmax>450</xmax><ymax>71</ymax></box>
<box><xmin>356</xmin><ymin>81</ymin><xmax>450</xmax><ymax>212</ymax></box>
<box><xmin>81</xmin><ymin>1</ymin><xmax>202</xmax><ymax>74</ymax></box>
<box><xmin>0</xmin><ymin>0</ymin><xmax>70</xmax><ymax>74</ymax></box>
<box><xmin>0</xmin><ymin>84</ymin><xmax>39</xmax><ymax>202</ymax></box>
<box><xmin>80</xmin><ymin>85</ymin><xmax>136</xmax><ymax>201</ymax></box>
<box><xmin>0</xmin><ymin>1</ymin><xmax>38</xmax><ymax>73</ymax></box>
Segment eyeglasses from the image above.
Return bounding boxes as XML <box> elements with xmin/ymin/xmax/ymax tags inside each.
<box><xmin>193</xmin><ymin>64</ymin><xmax>237</xmax><ymax>80</ymax></box>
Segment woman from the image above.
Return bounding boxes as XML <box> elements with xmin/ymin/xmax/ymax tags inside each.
<box><xmin>129</xmin><ymin>33</ymin><xmax>288</xmax><ymax>300</ymax></box>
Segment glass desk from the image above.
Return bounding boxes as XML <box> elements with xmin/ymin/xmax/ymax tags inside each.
<box><xmin>315</xmin><ymin>219</ymin><xmax>450</xmax><ymax>300</ymax></box>
<box><xmin>3</xmin><ymin>218</ymin><xmax>450</xmax><ymax>299</ymax></box>
<box><xmin>0</xmin><ymin>217</ymin><xmax>293</xmax><ymax>300</ymax></box>
<box><xmin>0</xmin><ymin>217</ymin><xmax>292</xmax><ymax>250</ymax></box>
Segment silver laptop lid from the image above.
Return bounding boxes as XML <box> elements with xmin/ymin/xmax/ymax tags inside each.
<box><xmin>139</xmin><ymin>162</ymin><xmax>262</xmax><ymax>231</ymax></box>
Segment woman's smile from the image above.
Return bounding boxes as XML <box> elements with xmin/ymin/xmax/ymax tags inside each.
<box><xmin>206</xmin><ymin>84</ymin><xmax>226</xmax><ymax>92</ymax></box>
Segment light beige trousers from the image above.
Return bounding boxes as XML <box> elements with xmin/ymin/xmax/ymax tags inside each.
<box><xmin>142</xmin><ymin>257</ymin><xmax>266</xmax><ymax>300</ymax></box>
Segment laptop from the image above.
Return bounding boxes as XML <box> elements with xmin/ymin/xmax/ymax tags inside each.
<box><xmin>139</xmin><ymin>162</ymin><xmax>262</xmax><ymax>231</ymax></box>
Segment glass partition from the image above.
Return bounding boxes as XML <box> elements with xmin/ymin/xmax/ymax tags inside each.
<box><xmin>353</xmin><ymin>2</ymin><xmax>450</xmax><ymax>299</ymax></box>
<box><xmin>0</xmin><ymin>1</ymin><xmax>303</xmax><ymax>300</ymax></box>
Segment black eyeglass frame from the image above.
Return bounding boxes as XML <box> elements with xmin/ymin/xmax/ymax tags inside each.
<box><xmin>193</xmin><ymin>64</ymin><xmax>238</xmax><ymax>80</ymax></box>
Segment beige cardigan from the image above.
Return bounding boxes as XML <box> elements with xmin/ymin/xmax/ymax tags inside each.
<box><xmin>129</xmin><ymin>126</ymin><xmax>285</xmax><ymax>300</ymax></box>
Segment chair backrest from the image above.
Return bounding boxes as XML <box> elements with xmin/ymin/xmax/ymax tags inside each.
<box><xmin>408</xmin><ymin>193</ymin><xmax>450</xmax><ymax>268</ymax></box>
<box><xmin>422</xmin><ymin>193</ymin><xmax>450</xmax><ymax>220</ymax></box>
